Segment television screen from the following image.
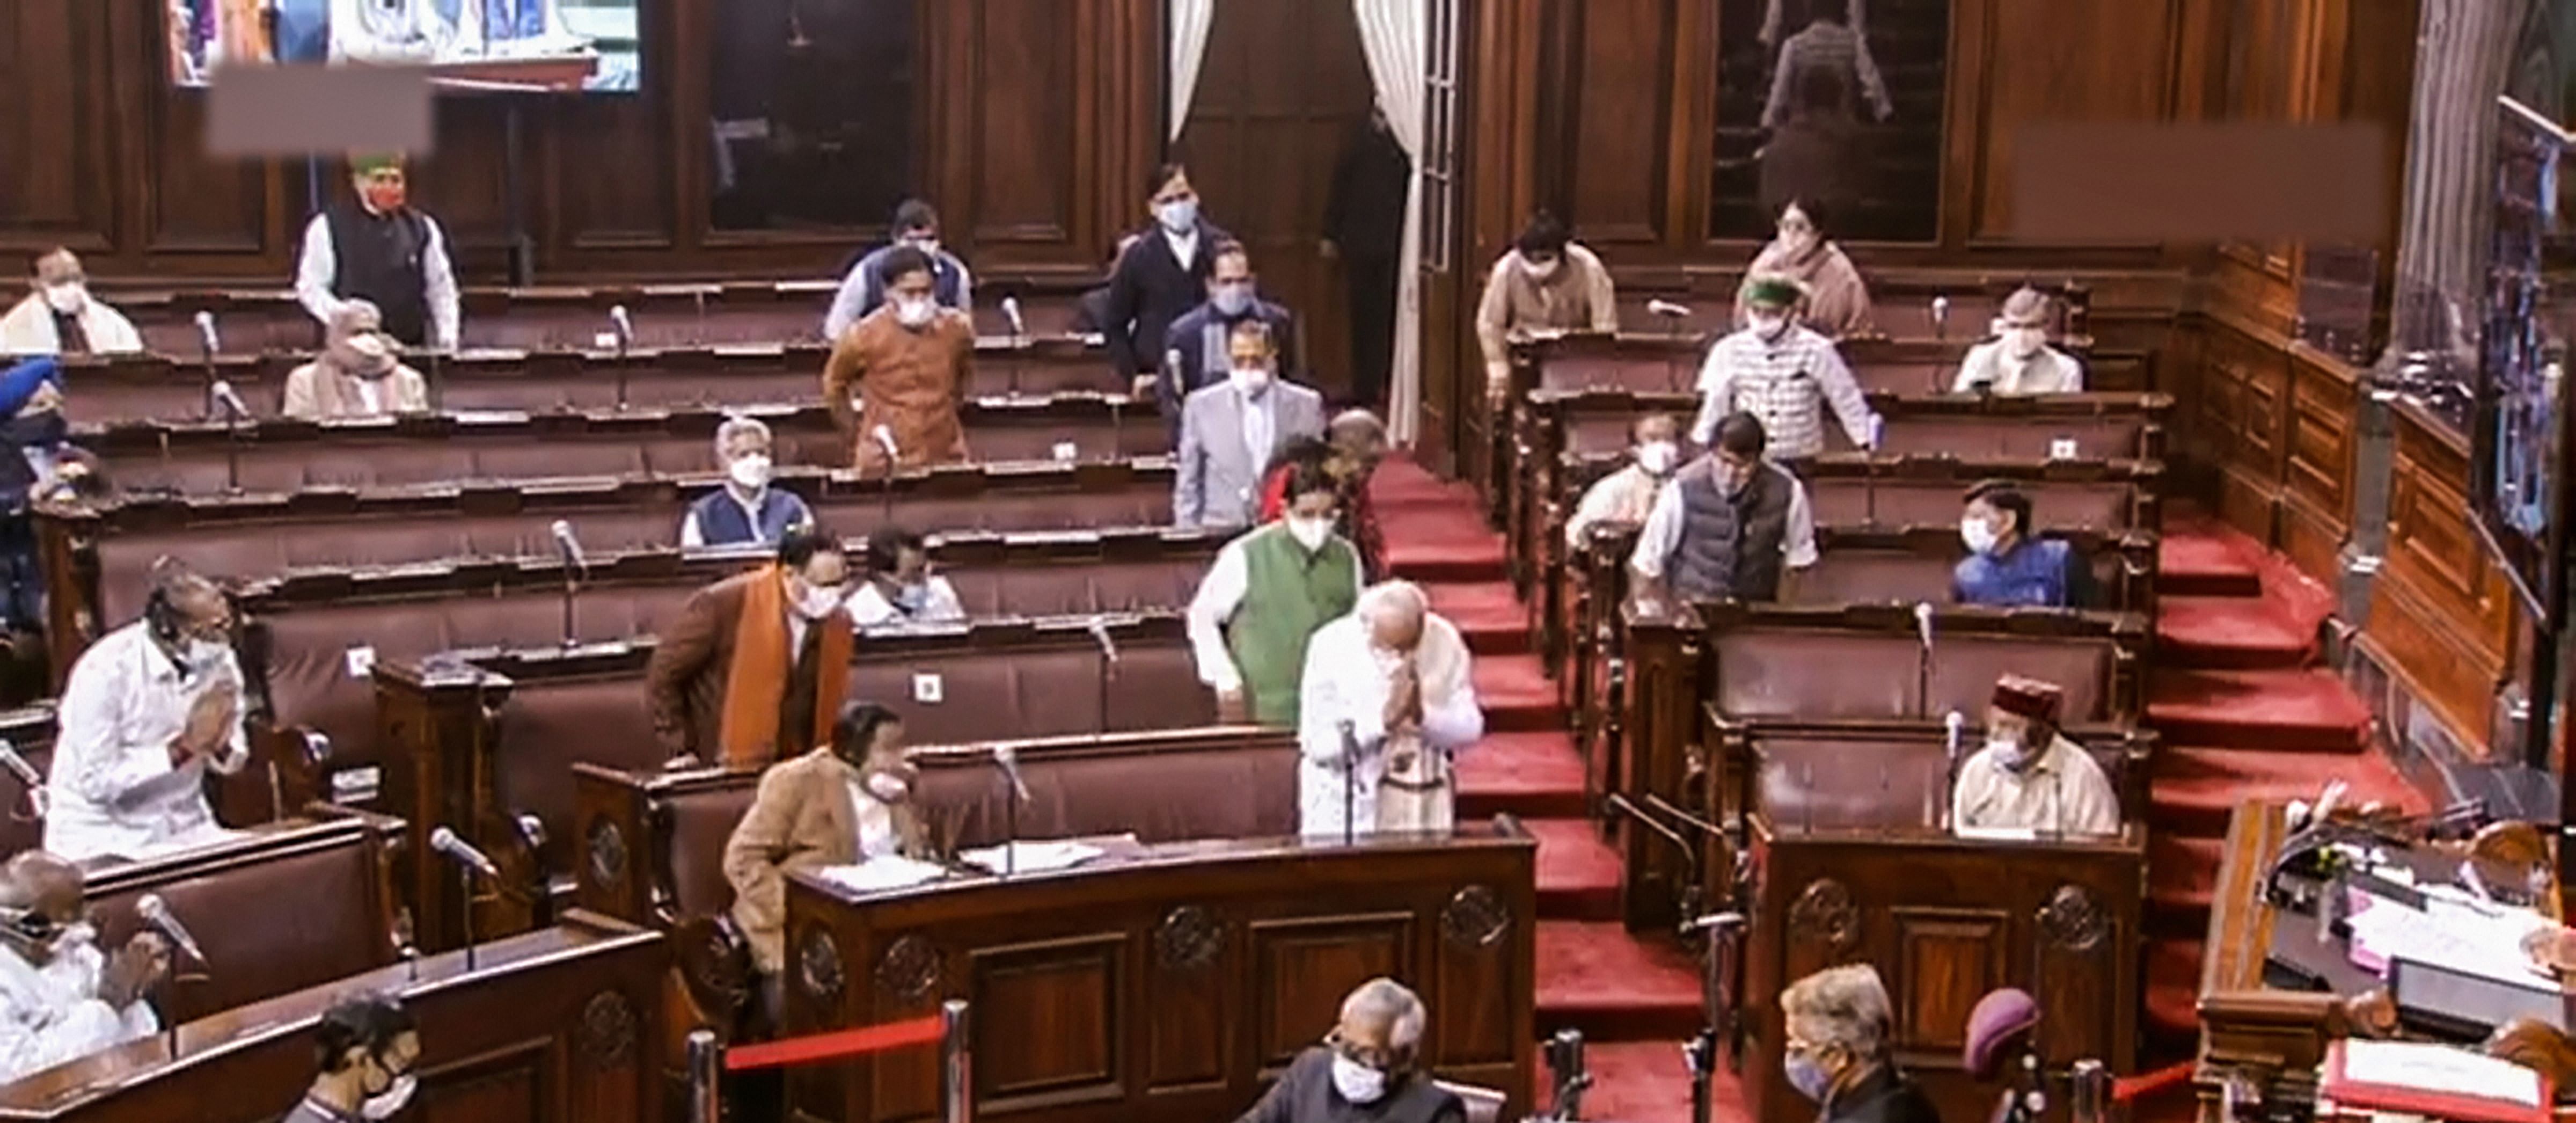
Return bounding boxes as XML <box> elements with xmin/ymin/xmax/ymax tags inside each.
<box><xmin>167</xmin><ymin>0</ymin><xmax>641</xmax><ymax>93</ymax></box>
<box><xmin>2471</xmin><ymin>97</ymin><xmax>2575</xmax><ymax>623</ymax></box>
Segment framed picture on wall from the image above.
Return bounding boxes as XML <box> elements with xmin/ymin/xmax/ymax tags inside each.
<box><xmin>1708</xmin><ymin>0</ymin><xmax>1950</xmax><ymax>243</ymax></box>
<box><xmin>2470</xmin><ymin>97</ymin><xmax>2576</xmax><ymax>626</ymax></box>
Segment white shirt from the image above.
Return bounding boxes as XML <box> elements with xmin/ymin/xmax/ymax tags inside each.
<box><xmin>1951</xmin><ymin>341</ymin><xmax>2084</xmax><ymax>395</ymax></box>
<box><xmin>1691</xmin><ymin>324</ymin><xmax>1876</xmax><ymax>457</ymax></box>
<box><xmin>847</xmin><ymin>577</ymin><xmax>967</xmax><ymax>628</ymax></box>
<box><xmin>1628</xmin><ymin>461</ymin><xmax>1819</xmax><ymax>580</ymax></box>
<box><xmin>1165</xmin><ymin>227</ymin><xmax>1199</xmax><ymax>272</ymax></box>
<box><xmin>0</xmin><ymin>938</ymin><xmax>158</xmax><ymax>1084</ymax></box>
<box><xmin>1294</xmin><ymin>615</ymin><xmax>1485</xmax><ymax>839</ymax></box>
<box><xmin>45</xmin><ymin>622</ymin><xmax>250</xmax><ymax>862</ymax></box>
<box><xmin>0</xmin><ymin>295</ymin><xmax>144</xmax><ymax>356</ymax></box>
<box><xmin>1566</xmin><ymin>464</ymin><xmax>1667</xmax><ymax>548</ymax></box>
<box><xmin>841</xmin><ymin>775</ymin><xmax>900</xmax><ymax>858</ymax></box>
<box><xmin>1950</xmin><ymin>734</ymin><xmax>2121</xmax><ymax>836</ymax></box>
<box><xmin>1185</xmin><ymin>528</ymin><xmax>1365</xmax><ymax>695</ymax></box>
<box><xmin>1241</xmin><ymin>387</ymin><xmax>1276</xmax><ymax>467</ymax></box>
<box><xmin>294</xmin><ymin>210</ymin><xmax>463</xmax><ymax>352</ymax></box>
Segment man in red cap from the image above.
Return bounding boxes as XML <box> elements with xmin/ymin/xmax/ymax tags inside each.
<box><xmin>1949</xmin><ymin>674</ymin><xmax>2118</xmax><ymax>836</ymax></box>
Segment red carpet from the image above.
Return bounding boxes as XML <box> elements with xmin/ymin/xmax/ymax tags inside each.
<box><xmin>1372</xmin><ymin>456</ymin><xmax>1712</xmax><ymax>1114</ymax></box>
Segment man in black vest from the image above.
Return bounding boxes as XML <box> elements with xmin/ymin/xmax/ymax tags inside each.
<box><xmin>1628</xmin><ymin>411</ymin><xmax>1818</xmax><ymax>603</ymax></box>
<box><xmin>295</xmin><ymin>154</ymin><xmax>460</xmax><ymax>352</ymax></box>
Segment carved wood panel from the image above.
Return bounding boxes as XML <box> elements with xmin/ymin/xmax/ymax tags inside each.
<box><xmin>1147</xmin><ymin>907</ymin><xmax>1230</xmax><ymax>1092</ymax></box>
<box><xmin>970</xmin><ymin>935</ymin><xmax>1124</xmax><ymax>1105</ymax></box>
<box><xmin>0</xmin><ymin>0</ymin><xmax>118</xmax><ymax>254</ymax></box>
<box><xmin>1563</xmin><ymin>0</ymin><xmax>1678</xmax><ymax>246</ymax></box>
<box><xmin>1890</xmin><ymin>909</ymin><xmax>2007</xmax><ymax>1063</ymax></box>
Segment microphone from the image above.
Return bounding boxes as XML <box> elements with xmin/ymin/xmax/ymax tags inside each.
<box><xmin>608</xmin><ymin>304</ymin><xmax>634</xmax><ymax>348</ymax></box>
<box><xmin>0</xmin><ymin>739</ymin><xmax>43</xmax><ymax>797</ymax></box>
<box><xmin>135</xmin><ymin>893</ymin><xmax>208</xmax><ymax>966</ymax></box>
<box><xmin>193</xmin><ymin>310</ymin><xmax>221</xmax><ymax>356</ymax></box>
<box><xmin>1000</xmin><ymin>296</ymin><xmax>1027</xmax><ymax>340</ymax></box>
<box><xmin>1086</xmin><ymin>616</ymin><xmax>1121</xmax><ymax>664</ymax></box>
<box><xmin>1646</xmin><ymin>298</ymin><xmax>1691</xmax><ymax>320</ymax></box>
<box><xmin>550</xmin><ymin>519</ymin><xmax>588</xmax><ymax>572</ymax></box>
<box><xmin>870</xmin><ymin>424</ymin><xmax>899</xmax><ymax>465</ymax></box>
<box><xmin>991</xmin><ymin>745</ymin><xmax>1031</xmax><ymax>801</ymax></box>
<box><xmin>429</xmin><ymin>826</ymin><xmax>501</xmax><ymax>880</ymax></box>
<box><xmin>1914</xmin><ymin>601</ymin><xmax>1935</xmax><ymax>649</ymax></box>
<box><xmin>1944</xmin><ymin>710</ymin><xmax>1966</xmax><ymax>761</ymax></box>
<box><xmin>210</xmin><ymin>380</ymin><xmax>251</xmax><ymax>421</ymax></box>
<box><xmin>1929</xmin><ymin>295</ymin><xmax>1949</xmax><ymax>338</ymax></box>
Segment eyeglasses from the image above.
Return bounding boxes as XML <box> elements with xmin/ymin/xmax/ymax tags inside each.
<box><xmin>1324</xmin><ymin>1031</ymin><xmax>1396</xmax><ymax>1071</ymax></box>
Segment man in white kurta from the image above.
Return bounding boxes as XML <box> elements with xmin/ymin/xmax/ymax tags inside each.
<box><xmin>45</xmin><ymin>570</ymin><xmax>250</xmax><ymax>863</ymax></box>
<box><xmin>1950</xmin><ymin>674</ymin><xmax>2120</xmax><ymax>837</ymax></box>
<box><xmin>1951</xmin><ymin>286</ymin><xmax>2084</xmax><ymax>395</ymax></box>
<box><xmin>0</xmin><ymin>851</ymin><xmax>166</xmax><ymax>1083</ymax></box>
<box><xmin>0</xmin><ymin>250</ymin><xmax>143</xmax><ymax>357</ymax></box>
<box><xmin>1296</xmin><ymin>582</ymin><xmax>1484</xmax><ymax>840</ymax></box>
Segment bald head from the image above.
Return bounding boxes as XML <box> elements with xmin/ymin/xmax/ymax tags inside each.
<box><xmin>1359</xmin><ymin>581</ymin><xmax>1429</xmax><ymax>653</ymax></box>
<box><xmin>0</xmin><ymin>851</ymin><xmax>83</xmax><ymax>924</ymax></box>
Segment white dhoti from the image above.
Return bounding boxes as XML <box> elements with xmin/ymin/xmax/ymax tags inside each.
<box><xmin>1298</xmin><ymin>755</ymin><xmax>1381</xmax><ymax>842</ymax></box>
<box><xmin>1376</xmin><ymin>734</ymin><xmax>1455</xmax><ymax>833</ymax></box>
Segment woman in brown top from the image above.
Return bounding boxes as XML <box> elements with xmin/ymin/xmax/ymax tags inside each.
<box><xmin>1736</xmin><ymin>199</ymin><xmax>1876</xmax><ymax>339</ymax></box>
<box><xmin>821</xmin><ymin>244</ymin><xmax>977</xmax><ymax>474</ymax></box>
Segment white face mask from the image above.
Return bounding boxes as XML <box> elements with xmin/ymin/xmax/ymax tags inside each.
<box><xmin>41</xmin><ymin>284</ymin><xmax>84</xmax><ymax>315</ymax></box>
<box><xmin>865</xmin><ymin>770</ymin><xmax>910</xmax><ymax>803</ymax></box>
<box><xmin>1636</xmin><ymin>440</ymin><xmax>1678</xmax><ymax>476</ymax></box>
<box><xmin>346</xmin><ymin>332</ymin><xmax>396</xmax><ymax>376</ymax></box>
<box><xmin>894</xmin><ymin>295</ymin><xmax>936</xmax><ymax>329</ymax></box>
<box><xmin>186</xmin><ymin>637</ymin><xmax>229</xmax><ymax>672</ymax></box>
<box><xmin>1330</xmin><ymin>1054</ymin><xmax>1388</xmax><ymax>1104</ymax></box>
<box><xmin>1988</xmin><ymin>734</ymin><xmax>2035</xmax><ymax>772</ymax></box>
<box><xmin>795</xmin><ymin>582</ymin><xmax>846</xmax><ymax>621</ymax></box>
<box><xmin>2003</xmin><ymin>326</ymin><xmax>2048</xmax><ymax>359</ymax></box>
<box><xmin>728</xmin><ymin>453</ymin><xmax>773</xmax><ymax>491</ymax></box>
<box><xmin>1231</xmin><ymin>364</ymin><xmax>1273</xmax><ymax>396</ymax></box>
<box><xmin>1520</xmin><ymin>256</ymin><xmax>1561</xmax><ymax>281</ymax></box>
<box><xmin>361</xmin><ymin>1073</ymin><xmax>416</xmax><ymax>1120</ymax></box>
<box><xmin>1750</xmin><ymin>313</ymin><xmax>1789</xmax><ymax>339</ymax></box>
<box><xmin>1960</xmin><ymin>516</ymin><xmax>2000</xmax><ymax>556</ymax></box>
<box><xmin>1287</xmin><ymin>515</ymin><xmax>1334</xmax><ymax>551</ymax></box>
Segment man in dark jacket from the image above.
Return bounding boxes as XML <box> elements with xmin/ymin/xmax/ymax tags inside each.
<box><xmin>1323</xmin><ymin>105</ymin><xmax>1413</xmax><ymax>409</ymax></box>
<box><xmin>1233</xmin><ymin>978</ymin><xmax>1465</xmax><ymax>1123</ymax></box>
<box><xmin>1104</xmin><ymin>164</ymin><xmax>1233</xmax><ymax>400</ymax></box>
<box><xmin>1782</xmin><ymin>965</ymin><xmax>1943</xmax><ymax>1123</ymax></box>
<box><xmin>1628</xmin><ymin>411</ymin><xmax>1817</xmax><ymax>603</ymax></box>
<box><xmin>1158</xmin><ymin>240</ymin><xmax>1299</xmax><ymax>431</ymax></box>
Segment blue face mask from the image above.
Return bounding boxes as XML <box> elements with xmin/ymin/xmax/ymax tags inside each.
<box><xmin>1785</xmin><ymin>1053</ymin><xmax>1833</xmax><ymax>1102</ymax></box>
<box><xmin>1157</xmin><ymin>198</ymin><xmax>1199</xmax><ymax>233</ymax></box>
<box><xmin>1211</xmin><ymin>283</ymin><xmax>1253</xmax><ymax>316</ymax></box>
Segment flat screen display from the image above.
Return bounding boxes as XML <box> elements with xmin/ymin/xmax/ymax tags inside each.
<box><xmin>2471</xmin><ymin>97</ymin><xmax>2575</xmax><ymax>623</ymax></box>
<box><xmin>167</xmin><ymin>0</ymin><xmax>641</xmax><ymax>93</ymax></box>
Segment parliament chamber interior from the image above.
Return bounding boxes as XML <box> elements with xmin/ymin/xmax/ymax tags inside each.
<box><xmin>5</xmin><ymin>1</ymin><xmax>2576</xmax><ymax>1121</ymax></box>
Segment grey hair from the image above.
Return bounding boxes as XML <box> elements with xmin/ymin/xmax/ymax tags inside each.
<box><xmin>714</xmin><ymin>415</ymin><xmax>773</xmax><ymax>460</ymax></box>
<box><xmin>1781</xmin><ymin>964</ymin><xmax>1892</xmax><ymax>1061</ymax></box>
<box><xmin>1331</xmin><ymin>409</ymin><xmax>1386</xmax><ymax>439</ymax></box>
<box><xmin>1340</xmin><ymin>977</ymin><xmax>1426</xmax><ymax>1049</ymax></box>
<box><xmin>1358</xmin><ymin>580</ymin><xmax>1429</xmax><ymax>625</ymax></box>
<box><xmin>2000</xmin><ymin>285</ymin><xmax>2052</xmax><ymax>324</ymax></box>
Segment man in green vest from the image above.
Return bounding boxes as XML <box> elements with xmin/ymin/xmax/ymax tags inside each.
<box><xmin>1185</xmin><ymin>463</ymin><xmax>1364</xmax><ymax>725</ymax></box>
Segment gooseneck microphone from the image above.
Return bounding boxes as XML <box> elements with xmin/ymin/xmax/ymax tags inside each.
<box><xmin>429</xmin><ymin>826</ymin><xmax>501</xmax><ymax>880</ymax></box>
<box><xmin>193</xmin><ymin>310</ymin><xmax>221</xmax><ymax>358</ymax></box>
<box><xmin>135</xmin><ymin>894</ymin><xmax>209</xmax><ymax>966</ymax></box>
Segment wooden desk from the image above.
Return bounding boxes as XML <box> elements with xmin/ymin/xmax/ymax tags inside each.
<box><xmin>1744</xmin><ymin>818</ymin><xmax>2145</xmax><ymax>1123</ymax></box>
<box><xmin>781</xmin><ymin>827</ymin><xmax>1539</xmax><ymax>1123</ymax></box>
<box><xmin>2195</xmin><ymin>801</ymin><xmax>2355</xmax><ymax>1121</ymax></box>
<box><xmin>0</xmin><ymin>912</ymin><xmax>667</xmax><ymax>1123</ymax></box>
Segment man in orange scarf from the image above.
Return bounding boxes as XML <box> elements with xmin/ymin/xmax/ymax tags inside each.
<box><xmin>645</xmin><ymin>524</ymin><xmax>857</xmax><ymax>767</ymax></box>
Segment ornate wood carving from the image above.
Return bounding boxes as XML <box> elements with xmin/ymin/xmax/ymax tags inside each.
<box><xmin>585</xmin><ymin>816</ymin><xmax>625</xmax><ymax>889</ymax></box>
<box><xmin>1443</xmin><ymin>884</ymin><xmax>1511</xmax><ymax>949</ymax></box>
<box><xmin>874</xmin><ymin>934</ymin><xmax>939</xmax><ymax>1004</ymax></box>
<box><xmin>2038</xmin><ymin>884</ymin><xmax>2110</xmax><ymax>951</ymax></box>
<box><xmin>799</xmin><ymin>928</ymin><xmax>845</xmax><ymax>1003</ymax></box>
<box><xmin>578</xmin><ymin>990</ymin><xmax>638</xmax><ymax>1069</ymax></box>
<box><xmin>1788</xmin><ymin>878</ymin><xmax>1859</xmax><ymax>951</ymax></box>
<box><xmin>1155</xmin><ymin>905</ymin><xmax>1222</xmax><ymax>969</ymax></box>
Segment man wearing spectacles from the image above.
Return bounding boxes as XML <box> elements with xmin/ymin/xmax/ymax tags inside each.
<box><xmin>0</xmin><ymin>851</ymin><xmax>169</xmax><ymax>1083</ymax></box>
<box><xmin>1233</xmin><ymin>977</ymin><xmax>1465</xmax><ymax>1123</ymax></box>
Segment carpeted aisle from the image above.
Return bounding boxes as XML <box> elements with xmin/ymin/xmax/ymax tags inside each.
<box><xmin>1373</xmin><ymin>456</ymin><xmax>1726</xmax><ymax>1123</ymax></box>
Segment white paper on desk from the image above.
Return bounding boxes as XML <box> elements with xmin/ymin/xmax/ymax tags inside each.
<box><xmin>2345</xmin><ymin>892</ymin><xmax>2554</xmax><ymax>987</ymax></box>
<box><xmin>816</xmin><ymin>856</ymin><xmax>949</xmax><ymax>894</ymax></box>
<box><xmin>959</xmin><ymin>839</ymin><xmax>1111</xmax><ymax>874</ymax></box>
<box><xmin>2338</xmin><ymin>1040</ymin><xmax>2544</xmax><ymax>1108</ymax></box>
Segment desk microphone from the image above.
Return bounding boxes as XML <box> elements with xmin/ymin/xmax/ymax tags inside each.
<box><xmin>1929</xmin><ymin>296</ymin><xmax>1949</xmax><ymax>340</ymax></box>
<box><xmin>870</xmin><ymin>424</ymin><xmax>899</xmax><ymax>465</ymax></box>
<box><xmin>1646</xmin><ymin>299</ymin><xmax>1691</xmax><ymax>320</ymax></box>
<box><xmin>1000</xmin><ymin>296</ymin><xmax>1027</xmax><ymax>341</ymax></box>
<box><xmin>429</xmin><ymin>826</ymin><xmax>501</xmax><ymax>880</ymax></box>
<box><xmin>209</xmin><ymin>380</ymin><xmax>252</xmax><ymax>421</ymax></box>
<box><xmin>0</xmin><ymin>738</ymin><xmax>45</xmax><ymax>818</ymax></box>
<box><xmin>135</xmin><ymin>893</ymin><xmax>208</xmax><ymax>966</ymax></box>
<box><xmin>1943</xmin><ymin>710</ymin><xmax>1966</xmax><ymax>761</ymax></box>
<box><xmin>1914</xmin><ymin>601</ymin><xmax>1935</xmax><ymax>649</ymax></box>
<box><xmin>1086</xmin><ymin>617</ymin><xmax>1121</xmax><ymax>665</ymax></box>
<box><xmin>550</xmin><ymin>519</ymin><xmax>589</xmax><ymax>574</ymax></box>
<box><xmin>193</xmin><ymin>310</ymin><xmax>221</xmax><ymax>357</ymax></box>
<box><xmin>608</xmin><ymin>304</ymin><xmax>634</xmax><ymax>350</ymax></box>
<box><xmin>991</xmin><ymin>745</ymin><xmax>1031</xmax><ymax>801</ymax></box>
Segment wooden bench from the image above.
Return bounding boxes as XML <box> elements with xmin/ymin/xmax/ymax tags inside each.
<box><xmin>375</xmin><ymin>612</ymin><xmax>1214</xmax><ymax>951</ymax></box>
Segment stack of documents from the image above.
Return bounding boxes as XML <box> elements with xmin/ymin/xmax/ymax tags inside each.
<box><xmin>816</xmin><ymin>856</ymin><xmax>950</xmax><ymax>894</ymax></box>
<box><xmin>959</xmin><ymin>837</ymin><xmax>1125</xmax><ymax>874</ymax></box>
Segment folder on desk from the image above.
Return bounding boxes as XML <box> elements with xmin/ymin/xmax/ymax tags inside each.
<box><xmin>2321</xmin><ymin>1039</ymin><xmax>2551</xmax><ymax>1123</ymax></box>
<box><xmin>2389</xmin><ymin>956</ymin><xmax>2573</xmax><ymax>1040</ymax></box>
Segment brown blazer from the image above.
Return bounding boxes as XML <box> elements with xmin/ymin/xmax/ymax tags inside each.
<box><xmin>643</xmin><ymin>570</ymin><xmax>851</xmax><ymax>762</ymax></box>
<box><xmin>722</xmin><ymin>748</ymin><xmax>927</xmax><ymax>974</ymax></box>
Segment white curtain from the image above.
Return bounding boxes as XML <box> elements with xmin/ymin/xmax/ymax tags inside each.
<box><xmin>1167</xmin><ymin>0</ymin><xmax>1219</xmax><ymax>142</ymax></box>
<box><xmin>1352</xmin><ymin>0</ymin><xmax>1426</xmax><ymax>442</ymax></box>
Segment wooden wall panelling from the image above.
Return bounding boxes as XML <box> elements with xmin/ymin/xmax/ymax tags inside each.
<box><xmin>1560</xmin><ymin>0</ymin><xmax>1684</xmax><ymax>249</ymax></box>
<box><xmin>0</xmin><ymin>0</ymin><xmax>119</xmax><ymax>258</ymax></box>
<box><xmin>116</xmin><ymin>0</ymin><xmax>290</xmax><ymax>278</ymax></box>
<box><xmin>1962</xmin><ymin>0</ymin><xmax>2184</xmax><ymax>247</ymax></box>
<box><xmin>2367</xmin><ymin>404</ymin><xmax>2514</xmax><ymax>746</ymax></box>
<box><xmin>2279</xmin><ymin>346</ymin><xmax>2358</xmax><ymax>581</ymax></box>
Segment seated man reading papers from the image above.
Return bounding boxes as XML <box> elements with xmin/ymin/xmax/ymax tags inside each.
<box><xmin>1950</xmin><ymin>674</ymin><xmax>2120</xmax><ymax>836</ymax></box>
<box><xmin>722</xmin><ymin>701</ymin><xmax>924</xmax><ymax>1027</ymax></box>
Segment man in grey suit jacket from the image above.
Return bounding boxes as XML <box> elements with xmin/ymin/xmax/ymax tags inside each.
<box><xmin>1176</xmin><ymin>320</ymin><xmax>1326</xmax><ymax>530</ymax></box>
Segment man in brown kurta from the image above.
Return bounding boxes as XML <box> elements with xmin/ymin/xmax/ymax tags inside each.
<box><xmin>643</xmin><ymin>526</ymin><xmax>857</xmax><ymax>767</ymax></box>
<box><xmin>821</xmin><ymin>244</ymin><xmax>976</xmax><ymax>475</ymax></box>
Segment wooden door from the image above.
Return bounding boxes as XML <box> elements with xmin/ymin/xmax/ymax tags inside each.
<box><xmin>1177</xmin><ymin>0</ymin><xmax>1376</xmax><ymax>400</ymax></box>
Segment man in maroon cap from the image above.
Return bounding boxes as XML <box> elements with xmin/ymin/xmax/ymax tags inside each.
<box><xmin>1949</xmin><ymin>674</ymin><xmax>2118</xmax><ymax>836</ymax></box>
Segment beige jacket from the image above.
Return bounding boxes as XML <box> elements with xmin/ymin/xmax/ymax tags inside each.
<box><xmin>1475</xmin><ymin>244</ymin><xmax>1620</xmax><ymax>370</ymax></box>
<box><xmin>722</xmin><ymin>748</ymin><xmax>926</xmax><ymax>974</ymax></box>
<box><xmin>281</xmin><ymin>361</ymin><xmax>429</xmax><ymax>421</ymax></box>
